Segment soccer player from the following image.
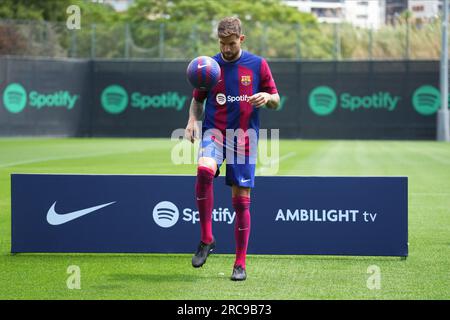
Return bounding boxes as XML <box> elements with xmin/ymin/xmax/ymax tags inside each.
<box><xmin>184</xmin><ymin>17</ymin><xmax>280</xmax><ymax>281</ymax></box>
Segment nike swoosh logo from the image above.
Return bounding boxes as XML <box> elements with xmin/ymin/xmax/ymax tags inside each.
<box><xmin>46</xmin><ymin>201</ymin><xmax>116</xmax><ymax>225</ymax></box>
<box><xmin>198</xmin><ymin>64</ymin><xmax>209</xmax><ymax>68</ymax></box>
<box><xmin>238</xmin><ymin>227</ymin><xmax>249</xmax><ymax>231</ymax></box>
<box><xmin>240</xmin><ymin>179</ymin><xmax>251</xmax><ymax>183</ymax></box>
<box><xmin>196</xmin><ymin>197</ymin><xmax>207</xmax><ymax>201</ymax></box>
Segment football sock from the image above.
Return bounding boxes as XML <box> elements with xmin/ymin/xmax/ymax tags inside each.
<box><xmin>232</xmin><ymin>196</ymin><xmax>251</xmax><ymax>269</ymax></box>
<box><xmin>195</xmin><ymin>166</ymin><xmax>215</xmax><ymax>244</ymax></box>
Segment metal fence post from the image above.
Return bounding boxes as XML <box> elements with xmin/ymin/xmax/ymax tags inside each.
<box><xmin>125</xmin><ymin>23</ymin><xmax>130</xmax><ymax>59</ymax></box>
<box><xmin>369</xmin><ymin>25</ymin><xmax>373</xmax><ymax>60</ymax></box>
<box><xmin>438</xmin><ymin>0</ymin><xmax>450</xmax><ymax>141</ymax></box>
<box><xmin>405</xmin><ymin>21</ymin><xmax>411</xmax><ymax>59</ymax></box>
<box><xmin>91</xmin><ymin>23</ymin><xmax>96</xmax><ymax>59</ymax></box>
<box><xmin>261</xmin><ymin>23</ymin><xmax>268</xmax><ymax>56</ymax></box>
<box><xmin>159</xmin><ymin>23</ymin><xmax>165</xmax><ymax>59</ymax></box>
<box><xmin>296</xmin><ymin>23</ymin><xmax>302</xmax><ymax>60</ymax></box>
<box><xmin>45</xmin><ymin>20</ymin><xmax>51</xmax><ymax>57</ymax></box>
<box><xmin>70</xmin><ymin>29</ymin><xmax>78</xmax><ymax>58</ymax></box>
<box><xmin>191</xmin><ymin>24</ymin><xmax>198</xmax><ymax>57</ymax></box>
<box><xmin>334</xmin><ymin>23</ymin><xmax>341</xmax><ymax>60</ymax></box>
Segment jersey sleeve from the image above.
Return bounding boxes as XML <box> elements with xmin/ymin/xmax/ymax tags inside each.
<box><xmin>193</xmin><ymin>88</ymin><xmax>207</xmax><ymax>102</ymax></box>
<box><xmin>260</xmin><ymin>59</ymin><xmax>278</xmax><ymax>95</ymax></box>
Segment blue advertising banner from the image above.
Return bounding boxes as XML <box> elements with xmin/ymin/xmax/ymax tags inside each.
<box><xmin>11</xmin><ymin>174</ymin><xmax>408</xmax><ymax>256</ymax></box>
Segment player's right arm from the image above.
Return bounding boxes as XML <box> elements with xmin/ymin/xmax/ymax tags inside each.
<box><xmin>184</xmin><ymin>97</ymin><xmax>204</xmax><ymax>143</ymax></box>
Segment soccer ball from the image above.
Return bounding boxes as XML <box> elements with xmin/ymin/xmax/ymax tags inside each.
<box><xmin>186</xmin><ymin>56</ymin><xmax>221</xmax><ymax>91</ymax></box>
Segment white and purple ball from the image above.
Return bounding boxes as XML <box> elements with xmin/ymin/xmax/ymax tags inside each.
<box><xmin>186</xmin><ymin>56</ymin><xmax>221</xmax><ymax>91</ymax></box>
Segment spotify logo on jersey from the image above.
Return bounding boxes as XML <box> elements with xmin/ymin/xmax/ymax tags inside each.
<box><xmin>216</xmin><ymin>93</ymin><xmax>226</xmax><ymax>105</ymax></box>
<box><xmin>101</xmin><ymin>85</ymin><xmax>129</xmax><ymax>114</ymax></box>
<box><xmin>309</xmin><ymin>86</ymin><xmax>338</xmax><ymax>116</ymax></box>
<box><xmin>2</xmin><ymin>83</ymin><xmax>27</xmax><ymax>113</ymax></box>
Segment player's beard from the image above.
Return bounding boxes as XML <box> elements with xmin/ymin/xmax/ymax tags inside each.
<box><xmin>222</xmin><ymin>50</ymin><xmax>241</xmax><ymax>62</ymax></box>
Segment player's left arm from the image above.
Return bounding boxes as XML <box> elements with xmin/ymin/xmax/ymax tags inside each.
<box><xmin>248</xmin><ymin>58</ymin><xmax>280</xmax><ymax>110</ymax></box>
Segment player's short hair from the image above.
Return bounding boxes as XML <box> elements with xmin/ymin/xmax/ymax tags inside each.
<box><xmin>217</xmin><ymin>17</ymin><xmax>242</xmax><ymax>38</ymax></box>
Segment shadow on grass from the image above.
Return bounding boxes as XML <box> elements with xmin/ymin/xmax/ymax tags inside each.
<box><xmin>89</xmin><ymin>272</ymin><xmax>217</xmax><ymax>291</ymax></box>
<box><xmin>249</xmin><ymin>254</ymin><xmax>406</xmax><ymax>262</ymax></box>
<box><xmin>108</xmin><ymin>273</ymin><xmax>203</xmax><ymax>283</ymax></box>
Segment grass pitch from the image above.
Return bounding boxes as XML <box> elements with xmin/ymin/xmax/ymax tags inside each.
<box><xmin>0</xmin><ymin>138</ymin><xmax>449</xmax><ymax>299</ymax></box>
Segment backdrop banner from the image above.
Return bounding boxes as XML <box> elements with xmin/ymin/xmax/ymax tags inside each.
<box><xmin>0</xmin><ymin>57</ymin><xmax>444</xmax><ymax>139</ymax></box>
<box><xmin>11</xmin><ymin>174</ymin><xmax>408</xmax><ymax>256</ymax></box>
<box><xmin>0</xmin><ymin>57</ymin><xmax>91</xmax><ymax>136</ymax></box>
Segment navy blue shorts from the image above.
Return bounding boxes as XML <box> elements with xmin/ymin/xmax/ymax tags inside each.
<box><xmin>198</xmin><ymin>132</ymin><xmax>257</xmax><ymax>188</ymax></box>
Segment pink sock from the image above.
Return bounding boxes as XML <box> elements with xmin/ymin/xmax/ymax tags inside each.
<box><xmin>232</xmin><ymin>196</ymin><xmax>251</xmax><ymax>269</ymax></box>
<box><xmin>196</xmin><ymin>166</ymin><xmax>215</xmax><ymax>244</ymax></box>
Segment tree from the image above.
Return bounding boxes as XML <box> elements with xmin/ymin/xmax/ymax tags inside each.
<box><xmin>0</xmin><ymin>25</ymin><xmax>27</xmax><ymax>55</ymax></box>
<box><xmin>0</xmin><ymin>0</ymin><xmax>72</xmax><ymax>21</ymax></box>
<box><xmin>126</xmin><ymin>0</ymin><xmax>315</xmax><ymax>25</ymax></box>
<box><xmin>123</xmin><ymin>0</ymin><xmax>320</xmax><ymax>59</ymax></box>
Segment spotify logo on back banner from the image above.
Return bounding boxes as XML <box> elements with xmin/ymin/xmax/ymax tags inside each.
<box><xmin>101</xmin><ymin>85</ymin><xmax>129</xmax><ymax>114</ymax></box>
<box><xmin>309</xmin><ymin>85</ymin><xmax>405</xmax><ymax>116</ymax></box>
<box><xmin>309</xmin><ymin>86</ymin><xmax>338</xmax><ymax>116</ymax></box>
<box><xmin>412</xmin><ymin>85</ymin><xmax>441</xmax><ymax>116</ymax></box>
<box><xmin>101</xmin><ymin>85</ymin><xmax>188</xmax><ymax>113</ymax></box>
<box><xmin>2</xmin><ymin>83</ymin><xmax>27</xmax><ymax>113</ymax></box>
<box><xmin>2</xmin><ymin>83</ymin><xmax>79</xmax><ymax>113</ymax></box>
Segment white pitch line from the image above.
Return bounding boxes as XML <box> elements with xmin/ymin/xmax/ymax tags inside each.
<box><xmin>256</xmin><ymin>151</ymin><xmax>297</xmax><ymax>175</ymax></box>
<box><xmin>0</xmin><ymin>149</ymin><xmax>150</xmax><ymax>169</ymax></box>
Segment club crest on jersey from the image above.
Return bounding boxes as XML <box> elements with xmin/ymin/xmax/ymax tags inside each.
<box><xmin>241</xmin><ymin>75</ymin><xmax>252</xmax><ymax>86</ymax></box>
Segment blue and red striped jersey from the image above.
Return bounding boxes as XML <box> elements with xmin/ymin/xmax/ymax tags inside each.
<box><xmin>193</xmin><ymin>50</ymin><xmax>278</xmax><ymax>138</ymax></box>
